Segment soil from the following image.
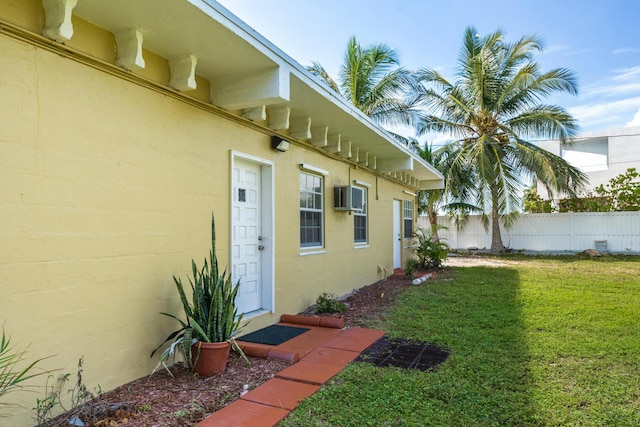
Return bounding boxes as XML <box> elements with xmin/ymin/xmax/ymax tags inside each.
<box><xmin>38</xmin><ymin>267</ymin><xmax>441</xmax><ymax>427</ymax></box>
<box><xmin>444</xmin><ymin>253</ymin><xmax>519</xmax><ymax>268</ymax></box>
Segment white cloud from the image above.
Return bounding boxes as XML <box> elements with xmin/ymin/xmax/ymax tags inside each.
<box><xmin>613</xmin><ymin>47</ymin><xmax>640</xmax><ymax>54</ymax></box>
<box><xmin>585</xmin><ymin>83</ymin><xmax>640</xmax><ymax>97</ymax></box>
<box><xmin>569</xmin><ymin>97</ymin><xmax>640</xmax><ymax>130</ymax></box>
<box><xmin>544</xmin><ymin>44</ymin><xmax>569</xmax><ymax>54</ymax></box>
<box><xmin>611</xmin><ymin>66</ymin><xmax>640</xmax><ymax>81</ymax></box>
<box><xmin>430</xmin><ymin>133</ymin><xmax>455</xmax><ymax>146</ymax></box>
<box><xmin>564</xmin><ymin>48</ymin><xmax>597</xmax><ymax>56</ymax></box>
<box><xmin>581</xmin><ymin>66</ymin><xmax>640</xmax><ymax>99</ymax></box>
<box><xmin>627</xmin><ymin>108</ymin><xmax>640</xmax><ymax>127</ymax></box>
<box><xmin>569</xmin><ymin>66</ymin><xmax>640</xmax><ymax>131</ymax></box>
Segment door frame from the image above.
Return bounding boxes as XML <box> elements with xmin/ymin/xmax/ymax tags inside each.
<box><xmin>230</xmin><ymin>151</ymin><xmax>275</xmax><ymax>316</ymax></box>
<box><xmin>393</xmin><ymin>199</ymin><xmax>402</xmax><ymax>269</ymax></box>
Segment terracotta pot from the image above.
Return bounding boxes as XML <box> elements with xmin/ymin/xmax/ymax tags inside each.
<box><xmin>190</xmin><ymin>341</ymin><xmax>231</xmax><ymax>376</ymax></box>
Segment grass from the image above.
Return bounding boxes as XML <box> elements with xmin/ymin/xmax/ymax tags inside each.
<box><xmin>281</xmin><ymin>255</ymin><xmax>640</xmax><ymax>426</ymax></box>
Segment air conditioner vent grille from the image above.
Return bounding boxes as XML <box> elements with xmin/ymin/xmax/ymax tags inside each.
<box><xmin>334</xmin><ymin>185</ymin><xmax>364</xmax><ymax>211</ymax></box>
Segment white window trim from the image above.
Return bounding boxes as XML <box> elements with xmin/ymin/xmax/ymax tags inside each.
<box><xmin>299</xmin><ymin>163</ymin><xmax>328</xmax><ymax>176</ymax></box>
<box><xmin>299</xmin><ymin>249</ymin><xmax>327</xmax><ymax>256</ymax></box>
<box><xmin>403</xmin><ymin>199</ymin><xmax>414</xmax><ymax>239</ymax></box>
<box><xmin>353</xmin><ymin>179</ymin><xmax>371</xmax><ymax>188</ymax></box>
<box><xmin>299</xmin><ymin>170</ymin><xmax>325</xmax><ymax>250</ymax></box>
<box><xmin>353</xmin><ymin>184</ymin><xmax>368</xmax><ymax>245</ymax></box>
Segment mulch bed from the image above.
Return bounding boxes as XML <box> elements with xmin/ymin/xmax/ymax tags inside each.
<box><xmin>38</xmin><ymin>270</ymin><xmax>434</xmax><ymax>427</ymax></box>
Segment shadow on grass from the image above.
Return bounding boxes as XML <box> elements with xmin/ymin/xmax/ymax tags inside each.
<box><xmin>282</xmin><ymin>266</ymin><xmax>538</xmax><ymax>426</ymax></box>
<box><xmin>384</xmin><ymin>265</ymin><xmax>538</xmax><ymax>425</ymax></box>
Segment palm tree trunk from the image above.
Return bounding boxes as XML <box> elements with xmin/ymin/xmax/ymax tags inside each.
<box><xmin>428</xmin><ymin>209</ymin><xmax>440</xmax><ymax>243</ymax></box>
<box><xmin>490</xmin><ymin>190</ymin><xmax>505</xmax><ymax>254</ymax></box>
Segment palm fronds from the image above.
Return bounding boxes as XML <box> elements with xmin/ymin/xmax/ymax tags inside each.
<box><xmin>413</xmin><ymin>25</ymin><xmax>586</xmax><ymax>253</ymax></box>
<box><xmin>308</xmin><ymin>36</ymin><xmax>421</xmax><ymax>131</ymax></box>
<box><xmin>1</xmin><ymin>326</ymin><xmax>52</xmax><ymax>414</ymax></box>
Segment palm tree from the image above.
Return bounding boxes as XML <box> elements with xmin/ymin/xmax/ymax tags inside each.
<box><xmin>415</xmin><ymin>142</ymin><xmax>479</xmax><ymax>242</ymax></box>
<box><xmin>414</xmin><ymin>27</ymin><xmax>588</xmax><ymax>253</ymax></box>
<box><xmin>308</xmin><ymin>36</ymin><xmax>420</xmax><ymax>135</ymax></box>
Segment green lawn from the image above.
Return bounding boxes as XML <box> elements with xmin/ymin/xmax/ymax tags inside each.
<box><xmin>281</xmin><ymin>256</ymin><xmax>640</xmax><ymax>426</ymax></box>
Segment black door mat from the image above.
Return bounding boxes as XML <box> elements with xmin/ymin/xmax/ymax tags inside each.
<box><xmin>354</xmin><ymin>336</ymin><xmax>449</xmax><ymax>371</ymax></box>
<box><xmin>236</xmin><ymin>325</ymin><xmax>310</xmax><ymax>346</ymax></box>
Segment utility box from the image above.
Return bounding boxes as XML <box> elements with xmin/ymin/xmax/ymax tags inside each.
<box><xmin>595</xmin><ymin>240</ymin><xmax>608</xmax><ymax>252</ymax></box>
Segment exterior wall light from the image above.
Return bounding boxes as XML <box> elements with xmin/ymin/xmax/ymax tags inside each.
<box><xmin>271</xmin><ymin>136</ymin><xmax>290</xmax><ymax>152</ymax></box>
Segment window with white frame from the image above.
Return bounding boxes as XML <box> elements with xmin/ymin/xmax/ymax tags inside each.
<box><xmin>300</xmin><ymin>172</ymin><xmax>324</xmax><ymax>248</ymax></box>
<box><xmin>403</xmin><ymin>199</ymin><xmax>414</xmax><ymax>238</ymax></box>
<box><xmin>354</xmin><ymin>186</ymin><xmax>368</xmax><ymax>244</ymax></box>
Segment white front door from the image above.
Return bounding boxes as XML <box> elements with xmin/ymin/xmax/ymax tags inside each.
<box><xmin>393</xmin><ymin>200</ymin><xmax>402</xmax><ymax>269</ymax></box>
<box><xmin>232</xmin><ymin>158</ymin><xmax>262</xmax><ymax>314</ymax></box>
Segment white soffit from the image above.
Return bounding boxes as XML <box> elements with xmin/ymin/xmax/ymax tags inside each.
<box><xmin>74</xmin><ymin>0</ymin><xmax>277</xmax><ymax>80</ymax></box>
<box><xmin>71</xmin><ymin>0</ymin><xmax>443</xmax><ymax>187</ymax></box>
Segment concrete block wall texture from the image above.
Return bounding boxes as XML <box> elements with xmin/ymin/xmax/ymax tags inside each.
<box><xmin>1</xmin><ymin>1</ymin><xmax>417</xmax><ymax>422</ymax></box>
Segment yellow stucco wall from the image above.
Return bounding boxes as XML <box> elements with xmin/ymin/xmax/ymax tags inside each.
<box><xmin>1</xmin><ymin>1</ymin><xmax>417</xmax><ymax>423</ymax></box>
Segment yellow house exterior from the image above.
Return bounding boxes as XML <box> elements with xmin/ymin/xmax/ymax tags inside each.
<box><xmin>0</xmin><ymin>0</ymin><xmax>443</xmax><ymax>423</ymax></box>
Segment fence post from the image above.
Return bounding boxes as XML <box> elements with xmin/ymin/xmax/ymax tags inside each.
<box><xmin>570</xmin><ymin>212</ymin><xmax>575</xmax><ymax>251</ymax></box>
<box><xmin>452</xmin><ymin>216</ymin><xmax>458</xmax><ymax>249</ymax></box>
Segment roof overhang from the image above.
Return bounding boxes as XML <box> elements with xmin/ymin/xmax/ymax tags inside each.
<box><xmin>69</xmin><ymin>0</ymin><xmax>443</xmax><ymax>189</ymax></box>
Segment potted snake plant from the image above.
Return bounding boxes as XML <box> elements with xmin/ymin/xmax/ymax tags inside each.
<box><xmin>151</xmin><ymin>213</ymin><xmax>248</xmax><ymax>376</ymax></box>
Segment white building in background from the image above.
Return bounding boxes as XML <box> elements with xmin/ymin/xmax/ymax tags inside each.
<box><xmin>536</xmin><ymin>126</ymin><xmax>640</xmax><ymax>200</ymax></box>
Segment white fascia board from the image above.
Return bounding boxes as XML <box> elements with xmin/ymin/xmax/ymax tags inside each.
<box><xmin>414</xmin><ymin>156</ymin><xmax>445</xmax><ymax>181</ymax></box>
<box><xmin>196</xmin><ymin>1</ymin><xmax>402</xmax><ymax>141</ymax></box>
<box><xmin>191</xmin><ymin>1</ymin><xmax>443</xmax><ymax>182</ymax></box>
<box><xmin>418</xmin><ymin>178</ymin><xmax>445</xmax><ymax>190</ymax></box>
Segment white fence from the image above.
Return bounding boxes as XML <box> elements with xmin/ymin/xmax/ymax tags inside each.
<box><xmin>418</xmin><ymin>212</ymin><xmax>640</xmax><ymax>254</ymax></box>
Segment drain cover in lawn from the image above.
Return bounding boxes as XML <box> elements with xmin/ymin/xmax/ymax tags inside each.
<box><xmin>354</xmin><ymin>336</ymin><xmax>449</xmax><ymax>371</ymax></box>
<box><xmin>237</xmin><ymin>325</ymin><xmax>310</xmax><ymax>346</ymax></box>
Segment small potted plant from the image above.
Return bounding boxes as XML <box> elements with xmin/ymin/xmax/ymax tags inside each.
<box><xmin>152</xmin><ymin>213</ymin><xmax>248</xmax><ymax>376</ymax></box>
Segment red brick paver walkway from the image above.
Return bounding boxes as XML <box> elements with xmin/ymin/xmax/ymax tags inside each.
<box><xmin>198</xmin><ymin>317</ymin><xmax>385</xmax><ymax>427</ymax></box>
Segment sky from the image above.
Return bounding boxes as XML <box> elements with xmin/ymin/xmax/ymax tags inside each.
<box><xmin>215</xmin><ymin>0</ymin><xmax>640</xmax><ymax>141</ymax></box>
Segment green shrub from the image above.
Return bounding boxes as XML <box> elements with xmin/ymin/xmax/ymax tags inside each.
<box><xmin>557</xmin><ymin>195</ymin><xmax>610</xmax><ymax>212</ymax></box>
<box><xmin>594</xmin><ymin>167</ymin><xmax>640</xmax><ymax>211</ymax></box>
<box><xmin>523</xmin><ymin>187</ymin><xmax>554</xmax><ymax>213</ymax></box>
<box><xmin>413</xmin><ymin>228</ymin><xmax>449</xmax><ymax>269</ymax></box>
<box><xmin>558</xmin><ymin>168</ymin><xmax>640</xmax><ymax>212</ymax></box>
<box><xmin>404</xmin><ymin>258</ymin><xmax>421</xmax><ymax>279</ymax></box>
<box><xmin>315</xmin><ymin>293</ymin><xmax>347</xmax><ymax>314</ymax></box>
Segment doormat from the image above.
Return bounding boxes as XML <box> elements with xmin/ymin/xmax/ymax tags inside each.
<box><xmin>354</xmin><ymin>336</ymin><xmax>449</xmax><ymax>371</ymax></box>
<box><xmin>236</xmin><ymin>325</ymin><xmax>310</xmax><ymax>346</ymax></box>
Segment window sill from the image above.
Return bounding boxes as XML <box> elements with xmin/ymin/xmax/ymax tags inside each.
<box><xmin>299</xmin><ymin>249</ymin><xmax>327</xmax><ymax>256</ymax></box>
<box><xmin>354</xmin><ymin>244</ymin><xmax>369</xmax><ymax>249</ymax></box>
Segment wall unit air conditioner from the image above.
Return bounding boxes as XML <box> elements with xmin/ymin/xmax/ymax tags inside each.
<box><xmin>334</xmin><ymin>185</ymin><xmax>364</xmax><ymax>211</ymax></box>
